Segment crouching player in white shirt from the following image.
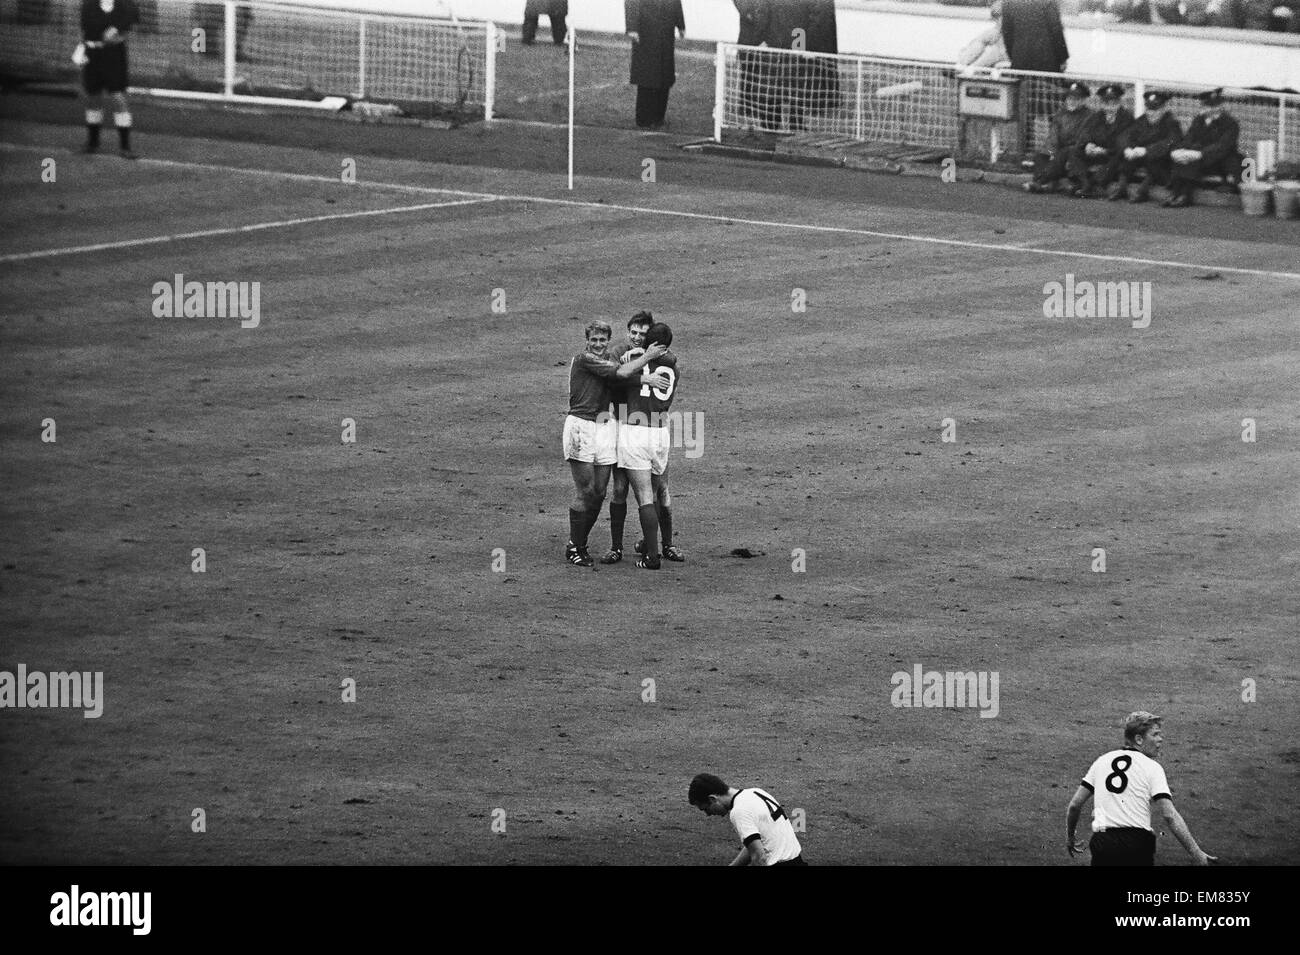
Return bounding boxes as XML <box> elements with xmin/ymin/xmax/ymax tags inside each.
<box><xmin>689</xmin><ymin>773</ymin><xmax>806</xmax><ymax>866</ymax></box>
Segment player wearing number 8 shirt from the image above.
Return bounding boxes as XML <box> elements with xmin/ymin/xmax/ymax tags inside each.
<box><xmin>1066</xmin><ymin>712</ymin><xmax>1215</xmax><ymax>866</ymax></box>
<box><xmin>689</xmin><ymin>774</ymin><xmax>805</xmax><ymax>866</ymax></box>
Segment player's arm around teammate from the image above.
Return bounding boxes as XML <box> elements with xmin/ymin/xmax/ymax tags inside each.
<box><xmin>562</xmin><ymin>322</ymin><xmax>665</xmax><ymax>566</ymax></box>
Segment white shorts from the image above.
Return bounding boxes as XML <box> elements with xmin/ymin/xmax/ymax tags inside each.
<box><xmin>563</xmin><ymin>414</ymin><xmax>618</xmax><ymax>465</ymax></box>
<box><xmin>617</xmin><ymin>424</ymin><xmax>670</xmax><ymax>475</ymax></box>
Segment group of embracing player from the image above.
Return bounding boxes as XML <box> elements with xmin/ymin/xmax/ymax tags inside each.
<box><xmin>562</xmin><ymin>312</ymin><xmax>682</xmax><ymax>570</ymax></box>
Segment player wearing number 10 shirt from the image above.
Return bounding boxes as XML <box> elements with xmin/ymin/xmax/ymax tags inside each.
<box><xmin>616</xmin><ymin>321</ymin><xmax>680</xmax><ymax>570</ymax></box>
<box><xmin>1066</xmin><ymin>712</ymin><xmax>1215</xmax><ymax>866</ymax></box>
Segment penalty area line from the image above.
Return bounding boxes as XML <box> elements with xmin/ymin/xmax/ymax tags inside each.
<box><xmin>0</xmin><ymin>197</ymin><xmax>498</xmax><ymax>264</ymax></box>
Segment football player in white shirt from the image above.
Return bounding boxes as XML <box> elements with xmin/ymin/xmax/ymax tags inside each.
<box><xmin>1066</xmin><ymin>711</ymin><xmax>1216</xmax><ymax>866</ymax></box>
<box><xmin>689</xmin><ymin>773</ymin><xmax>806</xmax><ymax>866</ymax></box>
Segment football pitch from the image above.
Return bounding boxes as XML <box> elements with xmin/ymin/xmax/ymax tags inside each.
<box><xmin>0</xmin><ymin>109</ymin><xmax>1298</xmax><ymax>865</ymax></box>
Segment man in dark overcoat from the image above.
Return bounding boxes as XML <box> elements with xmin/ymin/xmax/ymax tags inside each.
<box><xmin>626</xmin><ymin>0</ymin><xmax>686</xmax><ymax>130</ymax></box>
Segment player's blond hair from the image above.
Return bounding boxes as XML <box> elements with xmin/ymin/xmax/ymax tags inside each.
<box><xmin>584</xmin><ymin>320</ymin><xmax>613</xmax><ymax>339</ymax></box>
<box><xmin>1123</xmin><ymin>711</ymin><xmax>1162</xmax><ymax>744</ymax></box>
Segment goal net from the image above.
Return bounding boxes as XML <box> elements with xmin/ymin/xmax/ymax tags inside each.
<box><xmin>0</xmin><ymin>0</ymin><xmax>496</xmax><ymax>120</ymax></box>
<box><xmin>716</xmin><ymin>43</ymin><xmax>958</xmax><ymax>149</ymax></box>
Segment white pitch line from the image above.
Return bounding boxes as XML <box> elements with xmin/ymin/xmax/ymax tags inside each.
<box><xmin>0</xmin><ymin>197</ymin><xmax>498</xmax><ymax>263</ymax></box>
<box><xmin>3</xmin><ymin>144</ymin><xmax>1299</xmax><ymax>280</ymax></box>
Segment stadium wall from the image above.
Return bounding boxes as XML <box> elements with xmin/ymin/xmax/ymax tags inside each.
<box><xmin>277</xmin><ymin>0</ymin><xmax>1300</xmax><ymax>90</ymax></box>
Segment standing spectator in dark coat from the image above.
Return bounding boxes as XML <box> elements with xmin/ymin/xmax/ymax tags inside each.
<box><xmin>1000</xmin><ymin>0</ymin><xmax>1069</xmax><ymax>72</ymax></box>
<box><xmin>1167</xmin><ymin>88</ymin><xmax>1243</xmax><ymax>207</ymax></box>
<box><xmin>802</xmin><ymin>0</ymin><xmax>840</xmax><ymax>115</ymax></box>
<box><xmin>1002</xmin><ymin>0</ymin><xmax>1069</xmax><ymax>158</ymax></box>
<box><xmin>1116</xmin><ymin>90</ymin><xmax>1183</xmax><ymax>203</ymax></box>
<box><xmin>1076</xmin><ymin>84</ymin><xmax>1134</xmax><ymax>198</ymax></box>
<box><xmin>523</xmin><ymin>0</ymin><xmax>567</xmax><ymax>46</ymax></box>
<box><xmin>764</xmin><ymin>0</ymin><xmax>806</xmax><ymax>130</ymax></box>
<box><xmin>1023</xmin><ymin>81</ymin><xmax>1094</xmax><ymax>195</ymax></box>
<box><xmin>734</xmin><ymin>0</ymin><xmax>776</xmax><ymax>130</ymax></box>
<box><xmin>626</xmin><ymin>0</ymin><xmax>685</xmax><ymax>130</ymax></box>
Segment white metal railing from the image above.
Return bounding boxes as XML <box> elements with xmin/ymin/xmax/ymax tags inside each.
<box><xmin>0</xmin><ymin>0</ymin><xmax>496</xmax><ymax>118</ymax></box>
<box><xmin>715</xmin><ymin>42</ymin><xmax>1300</xmax><ymax>165</ymax></box>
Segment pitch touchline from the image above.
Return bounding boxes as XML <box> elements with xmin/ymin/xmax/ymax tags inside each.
<box><xmin>0</xmin><ymin>195</ymin><xmax>497</xmax><ymax>263</ymax></box>
<box><xmin>3</xmin><ymin>145</ymin><xmax>1298</xmax><ymax>280</ymax></box>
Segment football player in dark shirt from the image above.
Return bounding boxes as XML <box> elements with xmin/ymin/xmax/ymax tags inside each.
<box><xmin>616</xmin><ymin>322</ymin><xmax>681</xmax><ymax>570</ymax></box>
<box><xmin>563</xmin><ymin>321</ymin><xmax>665</xmax><ymax>566</ymax></box>
<box><xmin>602</xmin><ymin>311</ymin><xmax>680</xmax><ymax>565</ymax></box>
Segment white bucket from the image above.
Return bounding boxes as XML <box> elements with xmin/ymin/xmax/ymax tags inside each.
<box><xmin>1239</xmin><ymin>182</ymin><xmax>1274</xmax><ymax>217</ymax></box>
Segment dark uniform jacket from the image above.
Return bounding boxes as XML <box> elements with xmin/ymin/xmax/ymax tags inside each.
<box><xmin>626</xmin><ymin>0</ymin><xmax>685</xmax><ymax>89</ymax></box>
<box><xmin>733</xmin><ymin>0</ymin><xmax>769</xmax><ymax>45</ymax></box>
<box><xmin>82</xmin><ymin>0</ymin><xmax>138</xmax><ymax>43</ymax></box>
<box><xmin>764</xmin><ymin>0</ymin><xmax>805</xmax><ymax>48</ymax></box>
<box><xmin>1080</xmin><ymin>108</ymin><xmax>1134</xmax><ymax>155</ymax></box>
<box><xmin>1120</xmin><ymin>112</ymin><xmax>1183</xmax><ymax>159</ymax></box>
<box><xmin>1179</xmin><ymin>112</ymin><xmax>1241</xmax><ymax>168</ymax></box>
<box><xmin>802</xmin><ymin>0</ymin><xmax>838</xmax><ymax>53</ymax></box>
<box><xmin>1000</xmin><ymin>0</ymin><xmax>1069</xmax><ymax>72</ymax></box>
<box><xmin>1048</xmin><ymin>105</ymin><xmax>1094</xmax><ymax>155</ymax></box>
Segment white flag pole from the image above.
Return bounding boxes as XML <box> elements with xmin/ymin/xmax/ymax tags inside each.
<box><xmin>568</xmin><ymin>27</ymin><xmax>575</xmax><ymax>191</ymax></box>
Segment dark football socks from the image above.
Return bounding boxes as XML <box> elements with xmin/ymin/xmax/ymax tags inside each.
<box><xmin>609</xmin><ymin>501</ymin><xmax>627</xmax><ymax>550</ymax></box>
<box><xmin>581</xmin><ymin>505</ymin><xmax>602</xmax><ymax>545</ymax></box>
<box><xmin>656</xmin><ymin>503</ymin><xmax>673</xmax><ymax>550</ymax></box>
<box><xmin>637</xmin><ymin>503</ymin><xmax>659</xmax><ymax>556</ymax></box>
<box><xmin>568</xmin><ymin>507</ymin><xmax>585</xmax><ymax>548</ymax></box>
<box><xmin>85</xmin><ymin>123</ymin><xmax>101</xmax><ymax>151</ymax></box>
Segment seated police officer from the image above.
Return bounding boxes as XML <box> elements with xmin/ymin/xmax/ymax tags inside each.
<box><xmin>1116</xmin><ymin>90</ymin><xmax>1184</xmax><ymax>203</ymax></box>
<box><xmin>1167</xmin><ymin>88</ymin><xmax>1244</xmax><ymax>208</ymax></box>
<box><xmin>1023</xmin><ymin>82</ymin><xmax>1096</xmax><ymax>197</ymax></box>
<box><xmin>1076</xmin><ymin>83</ymin><xmax>1134</xmax><ymax>199</ymax></box>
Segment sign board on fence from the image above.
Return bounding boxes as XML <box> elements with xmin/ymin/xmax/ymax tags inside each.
<box><xmin>958</xmin><ymin>78</ymin><xmax>1017</xmax><ymax>121</ymax></box>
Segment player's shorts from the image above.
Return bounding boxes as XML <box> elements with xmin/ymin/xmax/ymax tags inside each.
<box><xmin>562</xmin><ymin>414</ymin><xmax>617</xmax><ymax>465</ymax></box>
<box><xmin>617</xmin><ymin>423</ymin><xmax>670</xmax><ymax>475</ymax></box>
<box><xmin>771</xmin><ymin>855</ymin><xmax>808</xmax><ymax>866</ymax></box>
<box><xmin>1089</xmin><ymin>828</ymin><xmax>1156</xmax><ymax>866</ymax></box>
<box><xmin>83</xmin><ymin>46</ymin><xmax>129</xmax><ymax>95</ymax></box>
